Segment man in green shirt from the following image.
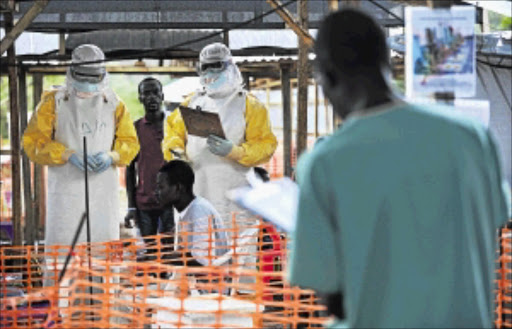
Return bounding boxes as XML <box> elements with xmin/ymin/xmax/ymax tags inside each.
<box><xmin>289</xmin><ymin>8</ymin><xmax>510</xmax><ymax>328</ymax></box>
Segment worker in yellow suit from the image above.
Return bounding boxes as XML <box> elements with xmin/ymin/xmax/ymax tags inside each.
<box><xmin>162</xmin><ymin>42</ymin><xmax>277</xmax><ymax>230</ymax></box>
<box><xmin>23</xmin><ymin>44</ymin><xmax>139</xmax><ymax>248</ymax></box>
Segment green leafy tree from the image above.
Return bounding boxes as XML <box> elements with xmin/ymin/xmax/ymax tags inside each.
<box><xmin>1</xmin><ymin>77</ymin><xmax>9</xmax><ymax>142</ymax></box>
<box><xmin>500</xmin><ymin>16</ymin><xmax>512</xmax><ymax>30</ymax></box>
<box><xmin>489</xmin><ymin>11</ymin><xmax>511</xmax><ymax>31</ymax></box>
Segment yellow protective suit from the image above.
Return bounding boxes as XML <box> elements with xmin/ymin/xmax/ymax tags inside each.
<box><xmin>163</xmin><ymin>89</ymin><xmax>276</xmax><ymax>291</ymax></box>
<box><xmin>162</xmin><ymin>91</ymin><xmax>277</xmax><ymax>224</ymax></box>
<box><xmin>23</xmin><ymin>90</ymin><xmax>139</xmax><ymax>166</ymax></box>
<box><xmin>23</xmin><ymin>89</ymin><xmax>139</xmax><ymax>247</ymax></box>
<box><xmin>162</xmin><ymin>93</ymin><xmax>277</xmax><ymax>166</ymax></box>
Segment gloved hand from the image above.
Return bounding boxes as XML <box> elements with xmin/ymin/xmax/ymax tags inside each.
<box><xmin>85</xmin><ymin>155</ymin><xmax>97</xmax><ymax>171</ymax></box>
<box><xmin>68</xmin><ymin>153</ymin><xmax>86</xmax><ymax>171</ymax></box>
<box><xmin>124</xmin><ymin>209</ymin><xmax>138</xmax><ymax>228</ymax></box>
<box><xmin>90</xmin><ymin>152</ymin><xmax>113</xmax><ymax>173</ymax></box>
<box><xmin>207</xmin><ymin>135</ymin><xmax>233</xmax><ymax>157</ymax></box>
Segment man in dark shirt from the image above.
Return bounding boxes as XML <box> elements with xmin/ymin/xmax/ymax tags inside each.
<box><xmin>125</xmin><ymin>77</ymin><xmax>174</xmax><ymax>244</ymax></box>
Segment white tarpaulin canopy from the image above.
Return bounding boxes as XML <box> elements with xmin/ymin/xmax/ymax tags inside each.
<box><xmin>163</xmin><ymin>77</ymin><xmax>201</xmax><ymax>103</ymax></box>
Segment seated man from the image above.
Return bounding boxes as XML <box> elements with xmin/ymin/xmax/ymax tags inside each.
<box><xmin>155</xmin><ymin>160</ymin><xmax>229</xmax><ymax>267</ymax></box>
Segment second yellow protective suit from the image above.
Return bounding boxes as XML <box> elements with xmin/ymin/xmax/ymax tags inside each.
<box><xmin>162</xmin><ymin>90</ymin><xmax>277</xmax><ymax>225</ymax></box>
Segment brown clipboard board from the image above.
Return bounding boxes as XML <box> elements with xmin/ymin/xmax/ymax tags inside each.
<box><xmin>179</xmin><ymin>105</ymin><xmax>226</xmax><ymax>139</ymax></box>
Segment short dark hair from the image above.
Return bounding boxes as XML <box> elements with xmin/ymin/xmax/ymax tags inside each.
<box><xmin>315</xmin><ymin>9</ymin><xmax>389</xmax><ymax>75</ymax></box>
<box><xmin>159</xmin><ymin>160</ymin><xmax>194</xmax><ymax>192</ymax></box>
<box><xmin>138</xmin><ymin>77</ymin><xmax>162</xmax><ymax>93</ymax></box>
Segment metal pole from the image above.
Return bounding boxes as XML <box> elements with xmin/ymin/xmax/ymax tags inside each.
<box><xmin>0</xmin><ymin>0</ymin><xmax>50</xmax><ymax>55</ymax></box>
<box><xmin>223</xmin><ymin>30</ymin><xmax>230</xmax><ymax>47</ymax></box>
<box><xmin>58</xmin><ymin>213</ymin><xmax>87</xmax><ymax>283</ymax></box>
<box><xmin>83</xmin><ymin>137</ymin><xmax>91</xmax><ymax>245</ymax></box>
<box><xmin>266</xmin><ymin>0</ymin><xmax>314</xmax><ymax>47</ymax></box>
<box><xmin>314</xmin><ymin>82</ymin><xmax>319</xmax><ymax>138</ymax></box>
<box><xmin>266</xmin><ymin>79</ymin><xmax>271</xmax><ymax>109</ymax></box>
<box><xmin>19</xmin><ymin>65</ymin><xmax>35</xmax><ymax>245</ymax></box>
<box><xmin>296</xmin><ymin>0</ymin><xmax>309</xmax><ymax>157</ymax></box>
<box><xmin>6</xmin><ymin>11</ymin><xmax>23</xmax><ymax>246</ymax></box>
<box><xmin>58</xmin><ymin>33</ymin><xmax>66</xmax><ymax>55</ymax></box>
<box><xmin>243</xmin><ymin>74</ymin><xmax>251</xmax><ymax>91</ymax></box>
<box><xmin>82</xmin><ymin>137</ymin><xmax>94</xmax><ymax>301</ymax></box>
<box><xmin>280</xmin><ymin>63</ymin><xmax>292</xmax><ymax>177</ymax></box>
<box><xmin>32</xmin><ymin>73</ymin><xmax>43</xmax><ymax>243</ymax></box>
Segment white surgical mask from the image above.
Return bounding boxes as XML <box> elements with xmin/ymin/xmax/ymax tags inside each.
<box><xmin>199</xmin><ymin>63</ymin><xmax>242</xmax><ymax>98</ymax></box>
<box><xmin>72</xmin><ymin>80</ymin><xmax>100</xmax><ymax>93</ymax></box>
<box><xmin>200</xmin><ymin>71</ymin><xmax>228</xmax><ymax>93</ymax></box>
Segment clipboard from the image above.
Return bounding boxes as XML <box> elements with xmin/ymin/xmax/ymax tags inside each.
<box><xmin>179</xmin><ymin>105</ymin><xmax>226</xmax><ymax>139</ymax></box>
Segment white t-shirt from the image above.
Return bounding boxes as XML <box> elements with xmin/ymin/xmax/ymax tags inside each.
<box><xmin>176</xmin><ymin>196</ymin><xmax>229</xmax><ymax>266</ymax></box>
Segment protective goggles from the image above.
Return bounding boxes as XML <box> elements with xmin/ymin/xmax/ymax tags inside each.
<box><xmin>197</xmin><ymin>61</ymin><xmax>229</xmax><ymax>74</ymax></box>
<box><xmin>70</xmin><ymin>66</ymin><xmax>106</xmax><ymax>84</ymax></box>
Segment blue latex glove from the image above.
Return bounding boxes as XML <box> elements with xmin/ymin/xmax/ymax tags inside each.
<box><xmin>207</xmin><ymin>135</ymin><xmax>233</xmax><ymax>157</ymax></box>
<box><xmin>68</xmin><ymin>153</ymin><xmax>86</xmax><ymax>171</ymax></box>
<box><xmin>85</xmin><ymin>155</ymin><xmax>97</xmax><ymax>171</ymax></box>
<box><xmin>91</xmin><ymin>152</ymin><xmax>113</xmax><ymax>173</ymax></box>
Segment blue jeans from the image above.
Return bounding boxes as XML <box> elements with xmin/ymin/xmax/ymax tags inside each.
<box><xmin>137</xmin><ymin>208</ymin><xmax>174</xmax><ymax>261</ymax></box>
<box><xmin>137</xmin><ymin>208</ymin><xmax>174</xmax><ymax>236</ymax></box>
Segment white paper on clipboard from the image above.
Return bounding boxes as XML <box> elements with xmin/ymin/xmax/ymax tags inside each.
<box><xmin>228</xmin><ymin>177</ymin><xmax>299</xmax><ymax>232</ymax></box>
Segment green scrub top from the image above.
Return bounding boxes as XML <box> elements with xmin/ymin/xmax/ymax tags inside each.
<box><xmin>289</xmin><ymin>102</ymin><xmax>510</xmax><ymax>328</ymax></box>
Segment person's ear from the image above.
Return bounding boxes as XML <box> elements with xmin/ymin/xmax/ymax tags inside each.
<box><xmin>138</xmin><ymin>94</ymin><xmax>144</xmax><ymax>104</ymax></box>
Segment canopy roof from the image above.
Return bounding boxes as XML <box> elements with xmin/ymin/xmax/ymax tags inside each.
<box><xmin>1</xmin><ymin>0</ymin><xmax>405</xmax><ymax>33</ymax></box>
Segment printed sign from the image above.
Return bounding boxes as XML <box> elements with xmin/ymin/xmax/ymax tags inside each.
<box><xmin>405</xmin><ymin>6</ymin><xmax>476</xmax><ymax>98</ymax></box>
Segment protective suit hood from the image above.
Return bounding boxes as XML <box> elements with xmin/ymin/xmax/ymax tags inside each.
<box><xmin>198</xmin><ymin>43</ymin><xmax>243</xmax><ymax>98</ymax></box>
<box><xmin>199</xmin><ymin>63</ymin><xmax>243</xmax><ymax>98</ymax></box>
<box><xmin>66</xmin><ymin>44</ymin><xmax>110</xmax><ymax>98</ymax></box>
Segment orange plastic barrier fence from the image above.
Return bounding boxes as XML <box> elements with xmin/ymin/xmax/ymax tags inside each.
<box><xmin>2</xmin><ymin>217</ymin><xmax>510</xmax><ymax>328</ymax></box>
<box><xmin>496</xmin><ymin>226</ymin><xmax>512</xmax><ymax>328</ymax></box>
<box><xmin>1</xmin><ymin>217</ymin><xmax>328</xmax><ymax>328</ymax></box>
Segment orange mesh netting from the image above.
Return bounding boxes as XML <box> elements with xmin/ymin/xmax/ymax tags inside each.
<box><xmin>2</xmin><ymin>216</ymin><xmax>510</xmax><ymax>328</ymax></box>
<box><xmin>496</xmin><ymin>227</ymin><xmax>512</xmax><ymax>328</ymax></box>
<box><xmin>1</xmin><ymin>216</ymin><xmax>328</xmax><ymax>328</ymax></box>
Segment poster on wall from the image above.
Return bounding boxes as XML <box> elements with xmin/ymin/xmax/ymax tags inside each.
<box><xmin>405</xmin><ymin>6</ymin><xmax>476</xmax><ymax>98</ymax></box>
